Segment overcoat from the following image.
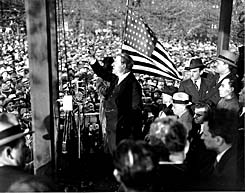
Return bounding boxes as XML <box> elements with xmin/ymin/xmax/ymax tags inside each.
<box><xmin>91</xmin><ymin>61</ymin><xmax>143</xmax><ymax>152</ymax></box>
<box><xmin>178</xmin><ymin>78</ymin><xmax>210</xmax><ymax>104</ymax></box>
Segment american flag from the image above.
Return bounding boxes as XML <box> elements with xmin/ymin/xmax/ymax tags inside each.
<box><xmin>122</xmin><ymin>9</ymin><xmax>182</xmax><ymax>80</ymax></box>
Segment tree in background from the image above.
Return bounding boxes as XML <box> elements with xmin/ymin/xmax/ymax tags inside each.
<box><xmin>1</xmin><ymin>0</ymin><xmax>244</xmax><ymax>45</ymax></box>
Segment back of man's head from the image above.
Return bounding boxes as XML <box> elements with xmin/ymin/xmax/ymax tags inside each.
<box><xmin>149</xmin><ymin>116</ymin><xmax>187</xmax><ymax>153</ymax></box>
<box><xmin>208</xmin><ymin>108</ymin><xmax>238</xmax><ymax>144</ymax></box>
<box><xmin>113</xmin><ymin>139</ymin><xmax>159</xmax><ymax>191</ymax></box>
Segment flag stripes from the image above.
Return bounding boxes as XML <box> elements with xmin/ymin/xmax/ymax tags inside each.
<box><xmin>122</xmin><ymin>9</ymin><xmax>182</xmax><ymax>80</ymax></box>
<box><xmin>122</xmin><ymin>44</ymin><xmax>180</xmax><ymax>80</ymax></box>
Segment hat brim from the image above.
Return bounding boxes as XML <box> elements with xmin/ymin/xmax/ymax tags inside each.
<box><xmin>0</xmin><ymin>130</ymin><xmax>34</xmax><ymax>146</ymax></box>
<box><xmin>188</xmin><ymin>65</ymin><xmax>205</xmax><ymax>70</ymax></box>
<box><xmin>214</xmin><ymin>57</ymin><xmax>237</xmax><ymax>67</ymax></box>
<box><xmin>173</xmin><ymin>100</ymin><xmax>192</xmax><ymax>105</ymax></box>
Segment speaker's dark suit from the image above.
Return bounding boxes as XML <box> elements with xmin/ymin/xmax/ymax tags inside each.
<box><xmin>178</xmin><ymin>78</ymin><xmax>209</xmax><ymax>104</ymax></box>
<box><xmin>91</xmin><ymin>61</ymin><xmax>143</xmax><ymax>153</ymax></box>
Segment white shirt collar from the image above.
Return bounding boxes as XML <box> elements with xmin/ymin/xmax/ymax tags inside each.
<box><xmin>200</xmin><ymin>123</ymin><xmax>204</xmax><ymax>134</ymax></box>
<box><xmin>241</xmin><ymin>107</ymin><xmax>245</xmax><ymax>116</ymax></box>
<box><xmin>117</xmin><ymin>72</ymin><xmax>130</xmax><ymax>85</ymax></box>
<box><xmin>192</xmin><ymin>78</ymin><xmax>201</xmax><ymax>89</ymax></box>
<box><xmin>216</xmin><ymin>146</ymin><xmax>231</xmax><ymax>163</ymax></box>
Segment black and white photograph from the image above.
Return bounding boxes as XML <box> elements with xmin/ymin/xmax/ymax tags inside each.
<box><xmin>0</xmin><ymin>0</ymin><xmax>244</xmax><ymax>191</ymax></box>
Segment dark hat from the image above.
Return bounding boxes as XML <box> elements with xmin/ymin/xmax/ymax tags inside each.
<box><xmin>215</xmin><ymin>50</ymin><xmax>238</xmax><ymax>67</ymax></box>
<box><xmin>162</xmin><ymin>86</ymin><xmax>178</xmax><ymax>97</ymax></box>
<box><xmin>162</xmin><ymin>89</ymin><xmax>174</xmax><ymax>97</ymax></box>
<box><xmin>188</xmin><ymin>58</ymin><xmax>205</xmax><ymax>70</ymax></box>
<box><xmin>172</xmin><ymin>92</ymin><xmax>191</xmax><ymax>105</ymax></box>
<box><xmin>0</xmin><ymin>113</ymin><xmax>33</xmax><ymax>146</ymax></box>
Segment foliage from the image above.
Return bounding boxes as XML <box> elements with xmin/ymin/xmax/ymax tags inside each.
<box><xmin>60</xmin><ymin>0</ymin><xmax>244</xmax><ymax>45</ymax></box>
<box><xmin>1</xmin><ymin>0</ymin><xmax>244</xmax><ymax>45</ymax></box>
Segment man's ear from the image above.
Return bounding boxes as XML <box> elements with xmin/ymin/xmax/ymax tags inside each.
<box><xmin>215</xmin><ymin>136</ymin><xmax>224</xmax><ymax>146</ymax></box>
<box><xmin>1</xmin><ymin>146</ymin><xmax>14</xmax><ymax>161</ymax></box>
<box><xmin>5</xmin><ymin>147</ymin><xmax>14</xmax><ymax>159</ymax></box>
<box><xmin>113</xmin><ymin>169</ymin><xmax>121</xmax><ymax>183</ymax></box>
<box><xmin>122</xmin><ymin>63</ymin><xmax>126</xmax><ymax>71</ymax></box>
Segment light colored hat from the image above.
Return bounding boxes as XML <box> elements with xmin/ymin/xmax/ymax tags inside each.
<box><xmin>215</xmin><ymin>50</ymin><xmax>238</xmax><ymax>67</ymax></box>
<box><xmin>0</xmin><ymin>113</ymin><xmax>33</xmax><ymax>146</ymax></box>
<box><xmin>173</xmin><ymin>92</ymin><xmax>191</xmax><ymax>105</ymax></box>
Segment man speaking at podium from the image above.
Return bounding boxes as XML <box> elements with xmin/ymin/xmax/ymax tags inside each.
<box><xmin>89</xmin><ymin>52</ymin><xmax>143</xmax><ymax>155</ymax></box>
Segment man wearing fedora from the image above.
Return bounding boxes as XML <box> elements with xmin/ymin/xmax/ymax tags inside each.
<box><xmin>178</xmin><ymin>58</ymin><xmax>210</xmax><ymax>105</ymax></box>
<box><xmin>0</xmin><ymin>113</ymin><xmax>55</xmax><ymax>191</ymax></box>
<box><xmin>172</xmin><ymin>92</ymin><xmax>193</xmax><ymax>134</ymax></box>
<box><xmin>205</xmin><ymin>50</ymin><xmax>238</xmax><ymax>106</ymax></box>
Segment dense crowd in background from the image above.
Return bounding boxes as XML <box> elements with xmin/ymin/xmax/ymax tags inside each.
<box><xmin>0</xmin><ymin>17</ymin><xmax>244</xmax><ymax>191</ymax></box>
<box><xmin>0</xmin><ymin>26</ymin><xmax>244</xmax><ymax>144</ymax></box>
<box><xmin>0</xmin><ymin>27</ymin><xmax>243</xmax><ymax>118</ymax></box>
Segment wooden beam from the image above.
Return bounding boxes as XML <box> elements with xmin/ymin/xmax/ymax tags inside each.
<box><xmin>217</xmin><ymin>0</ymin><xmax>233</xmax><ymax>54</ymax></box>
<box><xmin>25</xmin><ymin>0</ymin><xmax>59</xmax><ymax>176</ymax></box>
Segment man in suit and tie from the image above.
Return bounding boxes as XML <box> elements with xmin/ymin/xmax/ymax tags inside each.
<box><xmin>200</xmin><ymin>108</ymin><xmax>244</xmax><ymax>191</ymax></box>
<box><xmin>178</xmin><ymin>58</ymin><xmax>209</xmax><ymax>105</ymax></box>
<box><xmin>205</xmin><ymin>50</ymin><xmax>238</xmax><ymax>106</ymax></box>
<box><xmin>185</xmin><ymin>102</ymin><xmax>216</xmax><ymax>184</ymax></box>
<box><xmin>89</xmin><ymin>52</ymin><xmax>143</xmax><ymax>154</ymax></box>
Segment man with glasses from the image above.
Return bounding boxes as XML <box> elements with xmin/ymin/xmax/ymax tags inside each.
<box><xmin>185</xmin><ymin>102</ymin><xmax>216</xmax><ymax>187</ymax></box>
<box><xmin>192</xmin><ymin>102</ymin><xmax>211</xmax><ymax>134</ymax></box>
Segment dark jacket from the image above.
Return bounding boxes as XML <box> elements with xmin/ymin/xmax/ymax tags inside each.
<box><xmin>157</xmin><ymin>163</ymin><xmax>190</xmax><ymax>191</ymax></box>
<box><xmin>186</xmin><ymin>123</ymin><xmax>217</xmax><ymax>183</ymax></box>
<box><xmin>202</xmin><ymin>147</ymin><xmax>244</xmax><ymax>191</ymax></box>
<box><xmin>178</xmin><ymin>78</ymin><xmax>210</xmax><ymax>104</ymax></box>
<box><xmin>205</xmin><ymin>73</ymin><xmax>237</xmax><ymax>105</ymax></box>
<box><xmin>179</xmin><ymin>110</ymin><xmax>193</xmax><ymax>132</ymax></box>
<box><xmin>0</xmin><ymin>166</ymin><xmax>55</xmax><ymax>192</ymax></box>
<box><xmin>91</xmin><ymin>61</ymin><xmax>143</xmax><ymax>145</ymax></box>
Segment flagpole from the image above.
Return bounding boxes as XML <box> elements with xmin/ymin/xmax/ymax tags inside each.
<box><xmin>121</xmin><ymin>0</ymin><xmax>130</xmax><ymax>48</ymax></box>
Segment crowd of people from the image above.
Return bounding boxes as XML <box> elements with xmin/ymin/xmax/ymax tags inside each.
<box><xmin>0</xmin><ymin>19</ymin><xmax>244</xmax><ymax>191</ymax></box>
<box><xmin>89</xmin><ymin>46</ymin><xmax>244</xmax><ymax>191</ymax></box>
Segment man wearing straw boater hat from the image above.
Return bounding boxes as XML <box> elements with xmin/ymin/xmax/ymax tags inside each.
<box><xmin>0</xmin><ymin>113</ymin><xmax>54</xmax><ymax>191</ymax></box>
<box><xmin>172</xmin><ymin>92</ymin><xmax>193</xmax><ymax>134</ymax></box>
<box><xmin>205</xmin><ymin>50</ymin><xmax>238</xmax><ymax>106</ymax></box>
